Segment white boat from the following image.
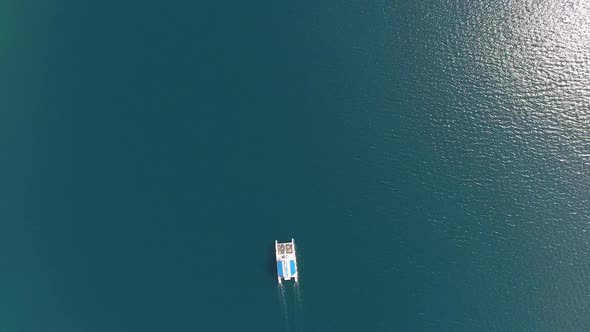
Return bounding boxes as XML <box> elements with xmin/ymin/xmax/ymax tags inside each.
<box><xmin>275</xmin><ymin>239</ymin><xmax>298</xmax><ymax>283</ymax></box>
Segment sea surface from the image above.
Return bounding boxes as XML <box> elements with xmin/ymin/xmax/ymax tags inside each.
<box><xmin>1</xmin><ymin>0</ymin><xmax>589</xmax><ymax>331</ymax></box>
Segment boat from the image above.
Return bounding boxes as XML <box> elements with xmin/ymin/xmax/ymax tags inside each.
<box><xmin>275</xmin><ymin>239</ymin><xmax>298</xmax><ymax>283</ymax></box>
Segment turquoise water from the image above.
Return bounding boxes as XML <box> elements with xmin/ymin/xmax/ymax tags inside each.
<box><xmin>1</xmin><ymin>0</ymin><xmax>589</xmax><ymax>331</ymax></box>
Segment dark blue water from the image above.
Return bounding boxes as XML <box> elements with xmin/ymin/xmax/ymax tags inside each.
<box><xmin>1</xmin><ymin>0</ymin><xmax>589</xmax><ymax>331</ymax></box>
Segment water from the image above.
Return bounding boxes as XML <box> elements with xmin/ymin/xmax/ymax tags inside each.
<box><xmin>1</xmin><ymin>0</ymin><xmax>589</xmax><ymax>331</ymax></box>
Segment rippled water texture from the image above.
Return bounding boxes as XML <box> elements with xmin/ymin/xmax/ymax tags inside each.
<box><xmin>360</xmin><ymin>0</ymin><xmax>590</xmax><ymax>329</ymax></box>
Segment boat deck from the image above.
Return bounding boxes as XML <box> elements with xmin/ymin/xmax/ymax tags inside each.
<box><xmin>275</xmin><ymin>239</ymin><xmax>298</xmax><ymax>283</ymax></box>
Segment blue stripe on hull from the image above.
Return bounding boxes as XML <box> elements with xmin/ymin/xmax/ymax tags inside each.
<box><xmin>277</xmin><ymin>261</ymin><xmax>284</xmax><ymax>277</ymax></box>
<box><xmin>289</xmin><ymin>260</ymin><xmax>296</xmax><ymax>275</ymax></box>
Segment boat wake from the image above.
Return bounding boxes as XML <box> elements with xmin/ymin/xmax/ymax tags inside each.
<box><xmin>278</xmin><ymin>282</ymin><xmax>306</xmax><ymax>332</ymax></box>
<box><xmin>278</xmin><ymin>284</ymin><xmax>287</xmax><ymax>314</ymax></box>
<box><xmin>294</xmin><ymin>281</ymin><xmax>303</xmax><ymax>310</ymax></box>
<box><xmin>277</xmin><ymin>284</ymin><xmax>289</xmax><ymax>331</ymax></box>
